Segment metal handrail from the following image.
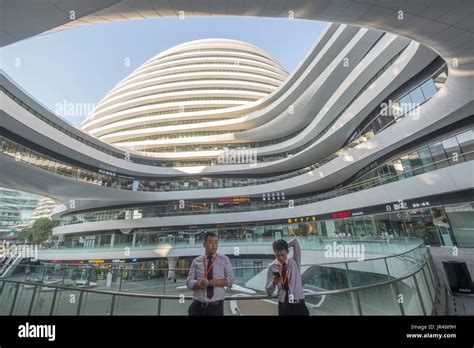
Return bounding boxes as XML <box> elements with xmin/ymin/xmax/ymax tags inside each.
<box><xmin>14</xmin><ymin>244</ymin><xmax>421</xmax><ymax>273</ymax></box>
<box><xmin>1</xmin><ymin>242</ymin><xmax>436</xmax><ymax>315</ymax></box>
<box><xmin>4</xmin><ymin>240</ymin><xmax>425</xmax><ymax>295</ymax></box>
<box><xmin>0</xmin><ymin>247</ymin><xmax>430</xmax><ymax>301</ymax></box>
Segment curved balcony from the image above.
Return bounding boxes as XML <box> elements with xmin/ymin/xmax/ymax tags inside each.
<box><xmin>55</xmin><ymin>143</ymin><xmax>473</xmax><ymax>227</ymax></box>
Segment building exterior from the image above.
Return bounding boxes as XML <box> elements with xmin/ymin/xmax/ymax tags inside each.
<box><xmin>0</xmin><ymin>2</ymin><xmax>472</xmax><ymax>264</ymax></box>
<box><xmin>0</xmin><ymin>188</ymin><xmax>42</xmax><ymax>242</ymax></box>
<box><xmin>80</xmin><ymin>39</ymin><xmax>288</xmax><ymax>163</ymax></box>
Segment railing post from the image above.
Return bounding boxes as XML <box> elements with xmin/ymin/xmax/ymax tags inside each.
<box><xmin>412</xmin><ymin>274</ymin><xmax>426</xmax><ymax>315</ymax></box>
<box><xmin>421</xmin><ymin>267</ymin><xmax>434</xmax><ymax>304</ymax></box>
<box><xmin>384</xmin><ymin>258</ymin><xmax>391</xmax><ymax>280</ymax></box>
<box><xmin>354</xmin><ymin>290</ymin><xmax>363</xmax><ymax>316</ymax></box>
<box><xmin>392</xmin><ymin>281</ymin><xmax>405</xmax><ymax>315</ymax></box>
<box><xmin>425</xmin><ymin>260</ymin><xmax>437</xmax><ymax>293</ymax></box>
<box><xmin>157</xmin><ymin>298</ymin><xmax>162</xmax><ymax>316</ymax></box>
<box><xmin>9</xmin><ymin>282</ymin><xmax>20</xmax><ymax>315</ymax></box>
<box><xmin>425</xmin><ymin>248</ymin><xmax>440</xmax><ymax>288</ymax></box>
<box><xmin>119</xmin><ymin>268</ymin><xmax>123</xmax><ymax>292</ymax></box>
<box><xmin>76</xmin><ymin>291</ymin><xmax>84</xmax><ymax>316</ymax></box>
<box><xmin>27</xmin><ymin>285</ymin><xmax>37</xmax><ymax>315</ymax></box>
<box><xmin>50</xmin><ymin>288</ymin><xmax>58</xmax><ymax>316</ymax></box>
<box><xmin>162</xmin><ymin>272</ymin><xmax>167</xmax><ymax>295</ymax></box>
<box><xmin>344</xmin><ymin>262</ymin><xmax>352</xmax><ymax>287</ymax></box>
<box><xmin>344</xmin><ymin>262</ymin><xmax>360</xmax><ymax>315</ymax></box>
<box><xmin>110</xmin><ymin>294</ymin><xmax>115</xmax><ymax>316</ymax></box>
<box><xmin>61</xmin><ymin>267</ymin><xmax>67</xmax><ymax>285</ymax></box>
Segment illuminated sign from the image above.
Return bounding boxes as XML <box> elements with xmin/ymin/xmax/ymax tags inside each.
<box><xmin>112</xmin><ymin>259</ymin><xmax>126</xmax><ymax>263</ymax></box>
<box><xmin>262</xmin><ymin>192</ymin><xmax>285</xmax><ymax>201</ymax></box>
<box><xmin>411</xmin><ymin>201</ymin><xmax>430</xmax><ymax>208</ymax></box>
<box><xmin>88</xmin><ymin>259</ymin><xmax>105</xmax><ymax>263</ymax></box>
<box><xmin>386</xmin><ymin>199</ymin><xmax>408</xmax><ymax>212</ymax></box>
<box><xmin>331</xmin><ymin>211</ymin><xmax>352</xmax><ymax>219</ymax></box>
<box><xmin>288</xmin><ymin>216</ymin><xmax>316</xmax><ymax>224</ymax></box>
<box><xmin>218</xmin><ymin>197</ymin><xmax>250</xmax><ymax>203</ymax></box>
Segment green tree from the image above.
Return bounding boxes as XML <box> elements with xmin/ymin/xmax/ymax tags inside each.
<box><xmin>16</xmin><ymin>218</ymin><xmax>59</xmax><ymax>245</ymax></box>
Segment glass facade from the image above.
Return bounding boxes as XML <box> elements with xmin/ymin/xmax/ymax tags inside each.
<box><xmin>0</xmin><ymin>188</ymin><xmax>43</xmax><ymax>240</ymax></box>
<box><xmin>58</xmin><ymin>202</ymin><xmax>473</xmax><ymax>250</ymax></box>
<box><xmin>50</xmin><ymin>127</ymin><xmax>473</xmax><ymax>226</ymax></box>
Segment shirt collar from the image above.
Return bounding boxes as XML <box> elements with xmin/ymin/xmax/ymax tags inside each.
<box><xmin>275</xmin><ymin>258</ymin><xmax>289</xmax><ymax>266</ymax></box>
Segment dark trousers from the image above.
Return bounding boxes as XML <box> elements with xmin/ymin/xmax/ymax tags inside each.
<box><xmin>278</xmin><ymin>302</ymin><xmax>310</xmax><ymax>316</ymax></box>
<box><xmin>188</xmin><ymin>300</ymin><xmax>224</xmax><ymax>316</ymax></box>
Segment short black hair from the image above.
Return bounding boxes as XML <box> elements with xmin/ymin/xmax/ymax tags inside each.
<box><xmin>272</xmin><ymin>239</ymin><xmax>288</xmax><ymax>252</ymax></box>
<box><xmin>204</xmin><ymin>231</ymin><xmax>218</xmax><ymax>242</ymax></box>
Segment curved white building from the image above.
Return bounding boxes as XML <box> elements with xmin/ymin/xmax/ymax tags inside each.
<box><xmin>0</xmin><ymin>1</ymin><xmax>472</xmax><ymax>262</ymax></box>
<box><xmin>80</xmin><ymin>39</ymin><xmax>288</xmax><ymax>158</ymax></box>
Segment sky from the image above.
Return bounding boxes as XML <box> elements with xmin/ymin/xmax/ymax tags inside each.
<box><xmin>1</xmin><ymin>16</ymin><xmax>327</xmax><ymax>126</ymax></box>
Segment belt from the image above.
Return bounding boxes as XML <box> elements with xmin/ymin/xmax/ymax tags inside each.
<box><xmin>193</xmin><ymin>299</ymin><xmax>223</xmax><ymax>308</ymax></box>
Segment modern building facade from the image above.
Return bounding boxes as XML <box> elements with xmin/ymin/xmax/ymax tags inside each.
<box><xmin>0</xmin><ymin>1</ymin><xmax>473</xmax><ymax>317</ymax></box>
<box><xmin>81</xmin><ymin>39</ymin><xmax>289</xmax><ymax>162</ymax></box>
<box><xmin>0</xmin><ymin>188</ymin><xmax>43</xmax><ymax>242</ymax></box>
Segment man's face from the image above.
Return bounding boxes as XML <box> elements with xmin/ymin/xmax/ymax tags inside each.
<box><xmin>274</xmin><ymin>249</ymin><xmax>288</xmax><ymax>264</ymax></box>
<box><xmin>204</xmin><ymin>236</ymin><xmax>219</xmax><ymax>255</ymax></box>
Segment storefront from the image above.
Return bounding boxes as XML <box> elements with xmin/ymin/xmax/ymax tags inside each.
<box><xmin>60</xmin><ymin>199</ymin><xmax>473</xmax><ymax>248</ymax></box>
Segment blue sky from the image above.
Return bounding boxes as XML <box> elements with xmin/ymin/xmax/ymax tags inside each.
<box><xmin>1</xmin><ymin>16</ymin><xmax>327</xmax><ymax>126</ymax></box>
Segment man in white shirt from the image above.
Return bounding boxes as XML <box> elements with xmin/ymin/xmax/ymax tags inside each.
<box><xmin>186</xmin><ymin>232</ymin><xmax>234</xmax><ymax>316</ymax></box>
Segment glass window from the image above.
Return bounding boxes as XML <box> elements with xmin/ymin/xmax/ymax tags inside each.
<box><xmin>429</xmin><ymin>142</ymin><xmax>449</xmax><ymax>169</ymax></box>
<box><xmin>392</xmin><ymin>159</ymin><xmax>405</xmax><ymax>175</ymax></box>
<box><xmin>407</xmin><ymin>151</ymin><xmax>422</xmax><ymax>175</ymax></box>
<box><xmin>445</xmin><ymin>203</ymin><xmax>474</xmax><ymax>247</ymax></box>
<box><xmin>420</xmin><ymin>79</ymin><xmax>437</xmax><ymax>99</ymax></box>
<box><xmin>456</xmin><ymin>130</ymin><xmax>474</xmax><ymax>161</ymax></box>
<box><xmin>398</xmin><ymin>95</ymin><xmax>412</xmax><ymax>116</ymax></box>
<box><xmin>442</xmin><ymin>136</ymin><xmax>464</xmax><ymax>164</ymax></box>
<box><xmin>409</xmin><ymin>86</ymin><xmax>425</xmax><ymax>105</ymax></box>
<box><xmin>417</xmin><ymin>147</ymin><xmax>435</xmax><ymax>173</ymax></box>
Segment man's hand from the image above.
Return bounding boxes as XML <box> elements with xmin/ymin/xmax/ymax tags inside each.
<box><xmin>272</xmin><ymin>276</ymin><xmax>282</xmax><ymax>286</ymax></box>
<box><xmin>193</xmin><ymin>279</ymin><xmax>209</xmax><ymax>290</ymax></box>
<box><xmin>208</xmin><ymin>279</ymin><xmax>227</xmax><ymax>287</ymax></box>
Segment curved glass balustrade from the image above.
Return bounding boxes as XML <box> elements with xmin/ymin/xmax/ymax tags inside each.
<box><xmin>0</xmin><ymin>238</ymin><xmax>439</xmax><ymax>315</ymax></box>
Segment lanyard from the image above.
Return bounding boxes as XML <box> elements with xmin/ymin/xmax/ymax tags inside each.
<box><xmin>203</xmin><ymin>254</ymin><xmax>217</xmax><ymax>279</ymax></box>
<box><xmin>278</xmin><ymin>260</ymin><xmax>290</xmax><ymax>287</ymax></box>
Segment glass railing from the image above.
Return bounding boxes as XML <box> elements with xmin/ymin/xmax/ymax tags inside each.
<box><xmin>57</xmin><ymin>147</ymin><xmax>473</xmax><ymax>226</ymax></box>
<box><xmin>0</xmin><ymin>238</ymin><xmax>439</xmax><ymax>315</ymax></box>
<box><xmin>38</xmin><ymin>235</ymin><xmax>418</xmax><ymax>253</ymax></box>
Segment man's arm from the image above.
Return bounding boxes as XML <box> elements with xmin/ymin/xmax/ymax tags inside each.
<box><xmin>288</xmin><ymin>238</ymin><xmax>301</xmax><ymax>267</ymax></box>
<box><xmin>186</xmin><ymin>258</ymin><xmax>199</xmax><ymax>290</ymax></box>
<box><xmin>265</xmin><ymin>266</ymin><xmax>275</xmax><ymax>296</ymax></box>
<box><xmin>209</xmin><ymin>256</ymin><xmax>234</xmax><ymax>288</ymax></box>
